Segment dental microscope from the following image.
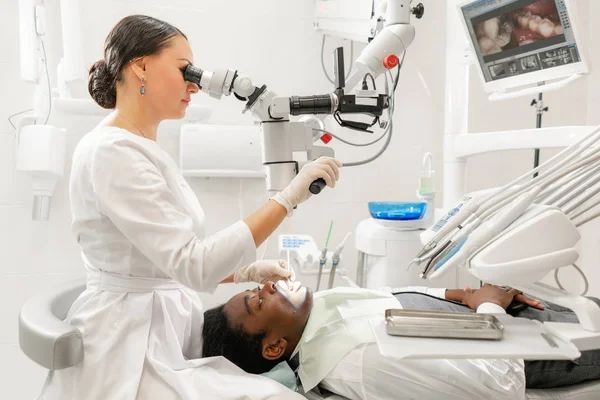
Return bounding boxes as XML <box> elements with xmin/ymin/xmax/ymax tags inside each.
<box><xmin>182</xmin><ymin>0</ymin><xmax>424</xmax><ymax>194</ymax></box>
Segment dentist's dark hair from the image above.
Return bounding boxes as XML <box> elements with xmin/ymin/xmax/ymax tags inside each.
<box><xmin>88</xmin><ymin>15</ymin><xmax>187</xmax><ymax>109</ymax></box>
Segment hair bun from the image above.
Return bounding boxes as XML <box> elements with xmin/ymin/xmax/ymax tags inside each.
<box><xmin>88</xmin><ymin>59</ymin><xmax>116</xmax><ymax>109</ymax></box>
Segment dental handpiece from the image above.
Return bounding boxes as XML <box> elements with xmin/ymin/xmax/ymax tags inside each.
<box><xmin>428</xmin><ymin>188</ymin><xmax>539</xmax><ymax>280</ymax></box>
<box><xmin>316</xmin><ymin>247</ymin><xmax>328</xmax><ymax>292</ymax></box>
<box><xmin>420</xmin><ymin>218</ymin><xmax>482</xmax><ymax>279</ymax></box>
<box><xmin>415</xmin><ymin>198</ymin><xmax>481</xmax><ymax>259</ymax></box>
<box><xmin>328</xmin><ymin>232</ymin><xmax>351</xmax><ymax>289</ymax></box>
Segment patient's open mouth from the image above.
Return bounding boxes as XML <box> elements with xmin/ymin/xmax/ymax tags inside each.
<box><xmin>275</xmin><ymin>280</ymin><xmax>309</xmax><ymax>308</ymax></box>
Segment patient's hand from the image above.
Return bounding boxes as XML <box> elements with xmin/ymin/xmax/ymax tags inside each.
<box><xmin>456</xmin><ymin>284</ymin><xmax>544</xmax><ymax>311</ymax></box>
<box><xmin>462</xmin><ymin>283</ymin><xmax>524</xmax><ymax>310</ymax></box>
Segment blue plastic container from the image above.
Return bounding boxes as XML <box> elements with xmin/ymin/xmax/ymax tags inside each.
<box><xmin>368</xmin><ymin>202</ymin><xmax>427</xmax><ymax>221</ymax></box>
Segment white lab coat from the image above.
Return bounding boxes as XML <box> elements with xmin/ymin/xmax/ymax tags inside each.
<box><xmin>39</xmin><ymin>127</ymin><xmax>303</xmax><ymax>399</ymax></box>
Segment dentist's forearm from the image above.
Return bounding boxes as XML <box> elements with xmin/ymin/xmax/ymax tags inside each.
<box><xmin>243</xmin><ymin>200</ymin><xmax>287</xmax><ymax>248</ymax></box>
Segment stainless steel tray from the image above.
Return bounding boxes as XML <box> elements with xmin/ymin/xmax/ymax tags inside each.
<box><xmin>385</xmin><ymin>309</ymin><xmax>504</xmax><ymax>340</ymax></box>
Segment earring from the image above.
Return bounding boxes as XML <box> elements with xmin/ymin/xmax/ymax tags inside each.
<box><xmin>140</xmin><ymin>76</ymin><xmax>146</xmax><ymax>96</ymax></box>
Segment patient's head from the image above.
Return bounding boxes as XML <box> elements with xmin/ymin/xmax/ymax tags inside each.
<box><xmin>202</xmin><ymin>281</ymin><xmax>313</xmax><ymax>374</ymax></box>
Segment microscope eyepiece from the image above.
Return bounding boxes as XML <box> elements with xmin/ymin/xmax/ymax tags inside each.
<box><xmin>183</xmin><ymin>64</ymin><xmax>204</xmax><ymax>87</ymax></box>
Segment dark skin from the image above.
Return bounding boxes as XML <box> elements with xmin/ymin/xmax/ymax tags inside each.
<box><xmin>224</xmin><ymin>281</ymin><xmax>313</xmax><ymax>361</ymax></box>
<box><xmin>224</xmin><ymin>282</ymin><xmax>542</xmax><ymax>364</ymax></box>
<box><xmin>446</xmin><ymin>283</ymin><xmax>545</xmax><ymax>310</ymax></box>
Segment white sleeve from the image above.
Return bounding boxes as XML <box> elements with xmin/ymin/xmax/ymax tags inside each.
<box><xmin>90</xmin><ymin>139</ymin><xmax>256</xmax><ymax>293</ymax></box>
<box><xmin>325</xmin><ymin>344</ymin><xmax>526</xmax><ymax>400</ymax></box>
<box><xmin>388</xmin><ymin>286</ymin><xmax>448</xmax><ymax>299</ymax></box>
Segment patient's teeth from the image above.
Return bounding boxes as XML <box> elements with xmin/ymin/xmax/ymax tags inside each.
<box><xmin>529</xmin><ymin>17</ymin><xmax>540</xmax><ymax>32</ymax></box>
<box><xmin>519</xmin><ymin>16</ymin><xmax>530</xmax><ymax>29</ymax></box>
<box><xmin>554</xmin><ymin>24</ymin><xmax>563</xmax><ymax>35</ymax></box>
<box><xmin>483</xmin><ymin>18</ymin><xmax>500</xmax><ymax>40</ymax></box>
<box><xmin>479</xmin><ymin>36</ymin><xmax>496</xmax><ymax>53</ymax></box>
<box><xmin>539</xmin><ymin>19</ymin><xmax>555</xmax><ymax>38</ymax></box>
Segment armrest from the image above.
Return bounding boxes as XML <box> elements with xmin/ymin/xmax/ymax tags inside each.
<box><xmin>18</xmin><ymin>279</ymin><xmax>86</xmax><ymax>370</ymax></box>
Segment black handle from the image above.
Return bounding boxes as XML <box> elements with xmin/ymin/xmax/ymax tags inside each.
<box><xmin>309</xmin><ymin>178</ymin><xmax>327</xmax><ymax>195</ymax></box>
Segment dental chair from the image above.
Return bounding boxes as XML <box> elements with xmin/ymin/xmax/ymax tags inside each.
<box><xmin>19</xmin><ymin>281</ymin><xmax>600</xmax><ymax>400</ymax></box>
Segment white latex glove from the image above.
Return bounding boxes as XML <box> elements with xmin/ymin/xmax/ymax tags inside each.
<box><xmin>233</xmin><ymin>260</ymin><xmax>296</xmax><ymax>285</ymax></box>
<box><xmin>271</xmin><ymin>156</ymin><xmax>343</xmax><ymax>216</ymax></box>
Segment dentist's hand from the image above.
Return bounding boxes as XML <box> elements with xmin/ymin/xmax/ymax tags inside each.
<box><xmin>233</xmin><ymin>260</ymin><xmax>295</xmax><ymax>285</ymax></box>
<box><xmin>271</xmin><ymin>157</ymin><xmax>342</xmax><ymax>216</ymax></box>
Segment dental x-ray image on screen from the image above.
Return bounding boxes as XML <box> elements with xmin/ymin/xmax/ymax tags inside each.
<box><xmin>474</xmin><ymin>0</ymin><xmax>562</xmax><ymax>56</ymax></box>
<box><xmin>460</xmin><ymin>0</ymin><xmax>587</xmax><ymax>91</ymax></box>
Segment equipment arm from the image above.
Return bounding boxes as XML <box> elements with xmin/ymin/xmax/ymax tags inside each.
<box><xmin>182</xmin><ymin>0</ymin><xmax>424</xmax><ymax>192</ymax></box>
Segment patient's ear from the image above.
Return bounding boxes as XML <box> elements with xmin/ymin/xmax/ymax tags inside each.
<box><xmin>262</xmin><ymin>337</ymin><xmax>288</xmax><ymax>360</ymax></box>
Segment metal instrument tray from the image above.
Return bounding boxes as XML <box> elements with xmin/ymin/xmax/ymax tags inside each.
<box><xmin>385</xmin><ymin>309</ymin><xmax>504</xmax><ymax>340</ymax></box>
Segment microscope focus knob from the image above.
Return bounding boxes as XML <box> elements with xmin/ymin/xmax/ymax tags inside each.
<box><xmin>412</xmin><ymin>3</ymin><xmax>425</xmax><ymax>19</ymax></box>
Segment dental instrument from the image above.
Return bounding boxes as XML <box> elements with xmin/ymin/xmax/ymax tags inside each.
<box><xmin>415</xmin><ymin>123</ymin><xmax>600</xmax><ymax>276</ymax></box>
<box><xmin>316</xmin><ymin>221</ymin><xmax>334</xmax><ymax>292</ymax></box>
<box><xmin>327</xmin><ymin>232</ymin><xmax>352</xmax><ymax>290</ymax></box>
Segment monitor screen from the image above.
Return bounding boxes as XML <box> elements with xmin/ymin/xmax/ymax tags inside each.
<box><xmin>461</xmin><ymin>0</ymin><xmax>582</xmax><ymax>83</ymax></box>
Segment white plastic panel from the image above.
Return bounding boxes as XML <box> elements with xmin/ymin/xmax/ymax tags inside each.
<box><xmin>179</xmin><ymin>124</ymin><xmax>264</xmax><ymax>178</ymax></box>
<box><xmin>314</xmin><ymin>0</ymin><xmax>378</xmax><ymax>42</ymax></box>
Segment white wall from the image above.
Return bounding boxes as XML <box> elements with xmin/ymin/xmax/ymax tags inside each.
<box><xmin>0</xmin><ymin>0</ymin><xmax>598</xmax><ymax>398</ymax></box>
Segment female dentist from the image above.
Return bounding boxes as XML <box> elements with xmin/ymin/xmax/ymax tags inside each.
<box><xmin>40</xmin><ymin>14</ymin><xmax>341</xmax><ymax>400</ymax></box>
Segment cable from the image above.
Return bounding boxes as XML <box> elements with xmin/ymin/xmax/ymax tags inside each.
<box><xmin>362</xmin><ymin>73</ymin><xmax>376</xmax><ymax>90</ymax></box>
<box><xmin>393</xmin><ymin>54</ymin><xmax>402</xmax><ymax>91</ymax></box>
<box><xmin>540</xmin><ymin>160</ymin><xmax>600</xmax><ymax>205</ymax></box>
<box><xmin>39</xmin><ymin>37</ymin><xmax>52</xmax><ymax>125</ymax></box>
<box><xmin>479</xmin><ymin>144</ymin><xmax>600</xmax><ymax>221</ymax></box>
<box><xmin>9</xmin><ymin>29</ymin><xmax>52</xmax><ymax>129</ymax></box>
<box><xmin>420</xmin><ymin>142</ymin><xmax>600</xmax><ymax>267</ymax></box>
<box><xmin>312</xmin><ymin>127</ymin><xmax>388</xmax><ymax>147</ymax></box>
<box><xmin>318</xmin><ymin>48</ymin><xmax>405</xmax><ymax>166</ymax></box>
<box><xmin>569</xmin><ymin>198</ymin><xmax>600</xmax><ymax>220</ymax></box>
<box><xmin>475</xmin><ymin>125</ymin><xmax>600</xmax><ymax>217</ymax></box>
<box><xmin>562</xmin><ymin>180</ymin><xmax>600</xmax><ymax>215</ymax></box>
<box><xmin>320</xmin><ymin>35</ymin><xmax>354</xmax><ymax>85</ymax></box>
<box><xmin>575</xmin><ymin>209</ymin><xmax>600</xmax><ymax>227</ymax></box>
<box><xmin>8</xmin><ymin>109</ymin><xmax>34</xmax><ymax>130</ymax></box>
<box><xmin>554</xmin><ymin>263</ymin><xmax>589</xmax><ymax>296</ymax></box>
<box><xmin>554</xmin><ymin>166</ymin><xmax>600</xmax><ymax>209</ymax></box>
<box><xmin>341</xmin><ymin>65</ymin><xmax>398</xmax><ymax>167</ymax></box>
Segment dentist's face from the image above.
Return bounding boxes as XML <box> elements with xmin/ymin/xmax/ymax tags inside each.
<box><xmin>140</xmin><ymin>35</ymin><xmax>199</xmax><ymax>119</ymax></box>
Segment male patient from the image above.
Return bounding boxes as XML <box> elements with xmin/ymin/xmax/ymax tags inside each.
<box><xmin>202</xmin><ymin>281</ymin><xmax>600</xmax><ymax>400</ymax></box>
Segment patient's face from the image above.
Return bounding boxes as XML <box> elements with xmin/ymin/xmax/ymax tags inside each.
<box><xmin>225</xmin><ymin>281</ymin><xmax>313</xmax><ymax>340</ymax></box>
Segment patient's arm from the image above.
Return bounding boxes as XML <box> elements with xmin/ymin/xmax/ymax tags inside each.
<box><xmin>391</xmin><ymin>285</ymin><xmax>544</xmax><ymax>310</ymax></box>
<box><xmin>387</xmin><ymin>286</ymin><xmax>448</xmax><ymax>299</ymax></box>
